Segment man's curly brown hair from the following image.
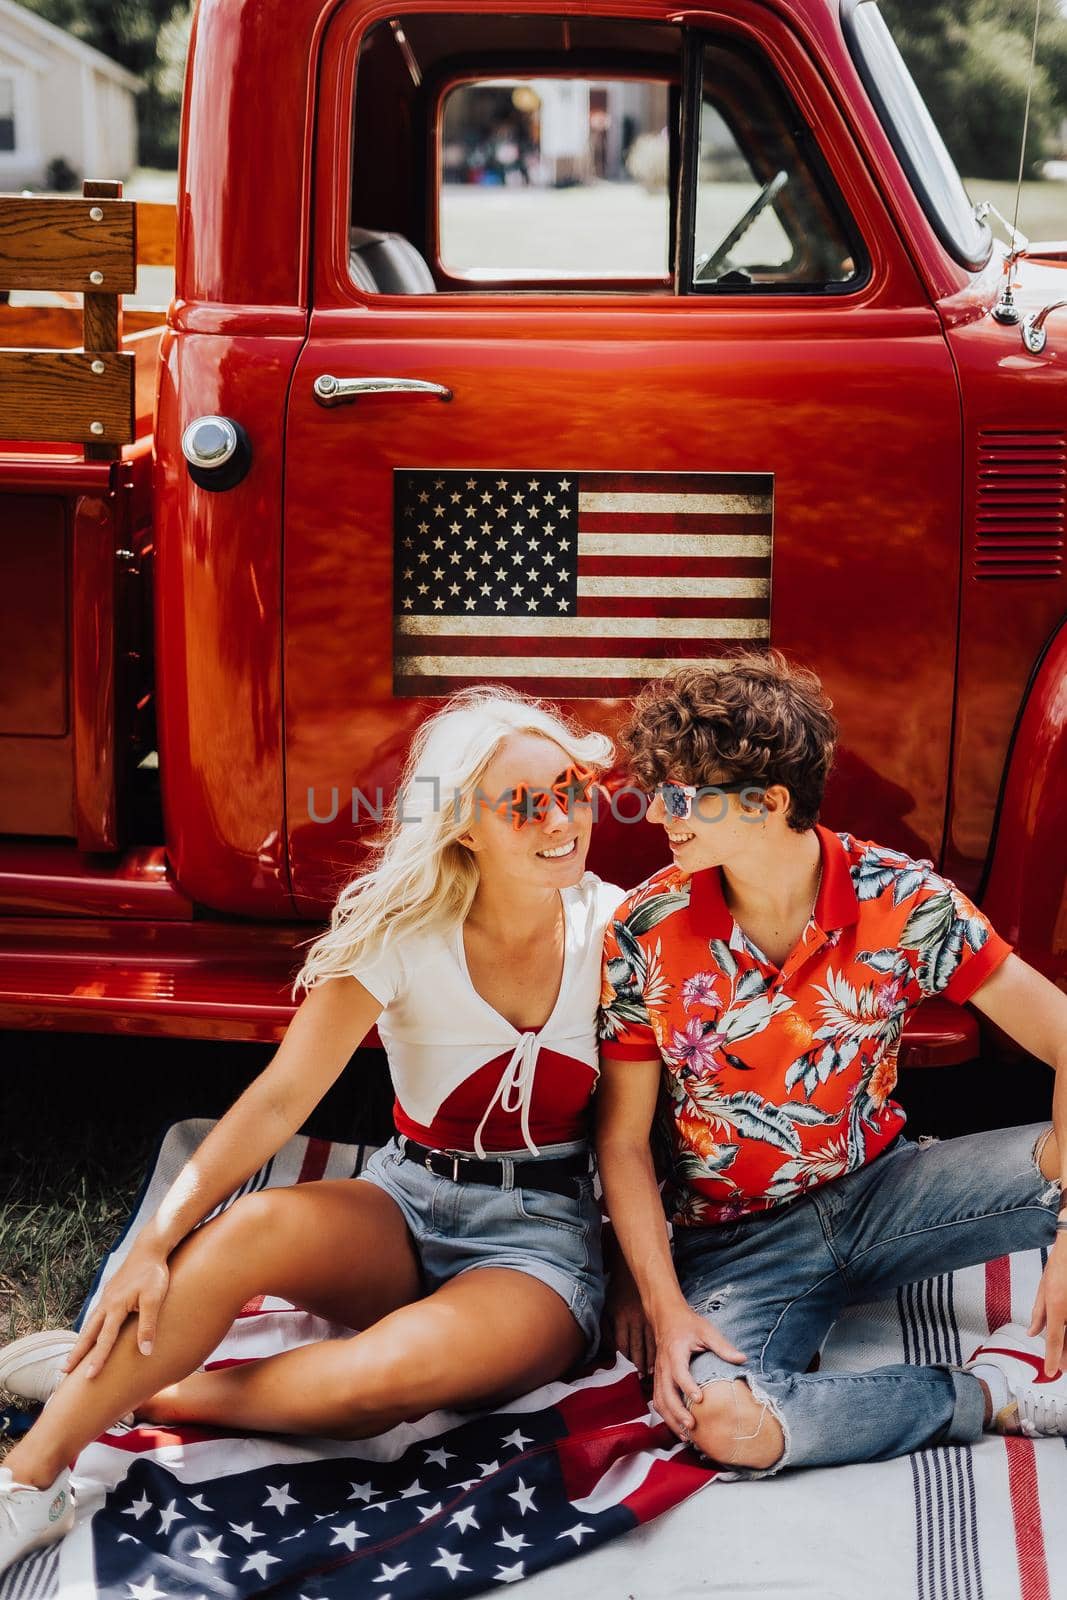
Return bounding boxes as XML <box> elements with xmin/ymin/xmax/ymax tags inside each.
<box><xmin>619</xmin><ymin>649</ymin><xmax>838</xmax><ymax>833</ymax></box>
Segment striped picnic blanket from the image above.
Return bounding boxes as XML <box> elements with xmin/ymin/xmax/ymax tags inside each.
<box><xmin>2</xmin><ymin>1120</ymin><xmax>1063</xmax><ymax>1600</ymax></box>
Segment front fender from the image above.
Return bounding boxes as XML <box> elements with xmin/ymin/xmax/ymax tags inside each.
<box><xmin>981</xmin><ymin>619</ymin><xmax>1067</xmax><ymax>990</ymax></box>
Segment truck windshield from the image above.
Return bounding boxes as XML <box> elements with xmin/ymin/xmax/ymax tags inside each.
<box><xmin>844</xmin><ymin>0</ymin><xmax>992</xmax><ymax>269</ymax></box>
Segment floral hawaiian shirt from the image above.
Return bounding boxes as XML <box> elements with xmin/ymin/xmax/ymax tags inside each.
<box><xmin>598</xmin><ymin>824</ymin><xmax>1014</xmax><ymax>1229</ymax></box>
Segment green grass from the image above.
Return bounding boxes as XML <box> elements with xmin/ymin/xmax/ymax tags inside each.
<box><xmin>0</xmin><ymin>1032</ymin><xmax>268</xmax><ymax>1444</ymax></box>
<box><xmin>0</xmin><ymin>1029</ymin><xmax>392</xmax><ymax>1371</ymax></box>
<box><xmin>0</xmin><ymin>1034</ymin><xmax>260</xmax><ymax>1344</ymax></box>
<box><xmin>0</xmin><ymin>1180</ymin><xmax>130</xmax><ymax>1344</ymax></box>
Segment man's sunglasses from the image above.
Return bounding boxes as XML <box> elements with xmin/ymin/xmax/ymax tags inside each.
<box><xmin>490</xmin><ymin>763</ymin><xmax>600</xmax><ymax>831</ymax></box>
<box><xmin>654</xmin><ymin>779</ymin><xmax>763</xmax><ymax>822</ymax></box>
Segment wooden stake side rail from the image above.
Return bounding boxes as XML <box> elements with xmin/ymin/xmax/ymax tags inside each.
<box><xmin>0</xmin><ymin>350</ymin><xmax>134</xmax><ymax>444</ymax></box>
<box><xmin>0</xmin><ymin>196</ymin><xmax>136</xmax><ymax>293</ymax></box>
<box><xmin>0</xmin><ymin>179</ymin><xmax>142</xmax><ymax>458</ymax></box>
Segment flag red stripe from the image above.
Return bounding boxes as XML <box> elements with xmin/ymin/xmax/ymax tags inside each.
<box><xmin>395</xmin><ymin>668</ymin><xmax>756</xmax><ymax>697</ymax></box>
<box><xmin>579</xmin><ymin>471</ymin><xmax>772</xmax><ymax>496</ymax></box>
<box><xmin>96</xmin><ymin>1422</ymin><xmax>234</xmax><ymax>1453</ymax></box>
<box><xmin>578</xmin><ymin>555</ymin><xmax>770</xmax><ymax>578</ymax></box>
<box><xmin>555</xmin><ymin>1368</ymin><xmax>648</xmax><ymax>1433</ymax></box>
<box><xmin>579</xmin><ymin>512</ymin><xmax>772</xmax><ymax>537</ymax></box>
<box><xmin>621</xmin><ymin>1450</ymin><xmax>719</xmax><ymax>1519</ymax></box>
<box><xmin>398</xmin><ymin>634</ymin><xmax>764</xmax><ymax>660</ymax></box>
<box><xmin>556</xmin><ymin>1418</ymin><xmax>679</xmax><ymax>1503</ymax></box>
<box><xmin>582</xmin><ymin>596</ymin><xmax>769</xmax><ymax>619</ymax></box>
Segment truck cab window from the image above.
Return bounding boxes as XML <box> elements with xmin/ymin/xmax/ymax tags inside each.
<box><xmin>691</xmin><ymin>41</ymin><xmax>864</xmax><ymax>293</ymax></box>
<box><xmin>348</xmin><ymin>13</ymin><xmax>683</xmax><ymax>295</ymax></box>
<box><xmin>346</xmin><ymin>14</ymin><xmax>861</xmax><ymax>296</ymax></box>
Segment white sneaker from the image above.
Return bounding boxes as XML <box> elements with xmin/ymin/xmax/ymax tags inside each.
<box><xmin>965</xmin><ymin>1323</ymin><xmax>1067</xmax><ymax>1437</ymax></box>
<box><xmin>0</xmin><ymin>1331</ymin><xmax>133</xmax><ymax>1428</ymax></box>
<box><xmin>0</xmin><ymin>1332</ymin><xmax>78</xmax><ymax>1405</ymax></box>
<box><xmin>0</xmin><ymin>1463</ymin><xmax>75</xmax><ymax>1574</ymax></box>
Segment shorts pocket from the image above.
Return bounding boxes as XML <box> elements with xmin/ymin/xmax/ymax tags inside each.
<box><xmin>514</xmin><ymin>1182</ymin><xmax>589</xmax><ymax>1237</ymax></box>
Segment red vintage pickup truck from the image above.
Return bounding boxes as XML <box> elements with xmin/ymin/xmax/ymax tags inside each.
<box><xmin>0</xmin><ymin>0</ymin><xmax>1064</xmax><ymax>1064</ymax></box>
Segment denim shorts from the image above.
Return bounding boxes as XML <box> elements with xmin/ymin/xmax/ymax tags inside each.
<box><xmin>354</xmin><ymin>1133</ymin><xmax>605</xmax><ymax>1360</ymax></box>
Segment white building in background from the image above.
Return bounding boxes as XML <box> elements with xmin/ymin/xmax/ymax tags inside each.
<box><xmin>0</xmin><ymin>0</ymin><xmax>140</xmax><ymax>190</ymax></box>
<box><xmin>531</xmin><ymin>79</ymin><xmax>666</xmax><ymax>187</ymax></box>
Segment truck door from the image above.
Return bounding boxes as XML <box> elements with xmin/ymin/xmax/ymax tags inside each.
<box><xmin>283</xmin><ymin>4</ymin><xmax>962</xmax><ymax>911</ymax></box>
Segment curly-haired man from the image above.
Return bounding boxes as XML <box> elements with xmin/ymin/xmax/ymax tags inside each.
<box><xmin>595</xmin><ymin>648</ymin><xmax>1067</xmax><ymax>1475</ymax></box>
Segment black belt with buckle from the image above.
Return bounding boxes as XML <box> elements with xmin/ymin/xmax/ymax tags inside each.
<box><xmin>397</xmin><ymin>1136</ymin><xmax>592</xmax><ymax>1197</ymax></box>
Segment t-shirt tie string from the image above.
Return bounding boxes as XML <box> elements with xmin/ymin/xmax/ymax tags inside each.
<box><xmin>473</xmin><ymin>1031</ymin><xmax>542</xmax><ymax>1159</ymax></box>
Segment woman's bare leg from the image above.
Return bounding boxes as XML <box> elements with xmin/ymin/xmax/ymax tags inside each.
<box><xmin>128</xmin><ymin>1266</ymin><xmax>587</xmax><ymax>1436</ymax></box>
<box><xmin>3</xmin><ymin>1178</ymin><xmax>422</xmax><ymax>1488</ymax></box>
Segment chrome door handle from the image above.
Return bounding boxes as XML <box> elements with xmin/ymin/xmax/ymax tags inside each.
<box><xmin>313</xmin><ymin>375</ymin><xmax>453</xmax><ymax>406</ymax></box>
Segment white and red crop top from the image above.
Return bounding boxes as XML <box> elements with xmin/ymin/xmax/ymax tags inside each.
<box><xmin>345</xmin><ymin>871</ymin><xmax>625</xmax><ymax>1158</ymax></box>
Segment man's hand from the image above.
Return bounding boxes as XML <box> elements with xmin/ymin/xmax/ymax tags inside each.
<box><xmin>1029</xmin><ymin>1237</ymin><xmax>1067</xmax><ymax>1376</ymax></box>
<box><xmin>652</xmin><ymin>1305</ymin><xmax>746</xmax><ymax>1441</ymax></box>
<box><xmin>604</xmin><ymin>1251</ymin><xmax>657</xmax><ymax>1379</ymax></box>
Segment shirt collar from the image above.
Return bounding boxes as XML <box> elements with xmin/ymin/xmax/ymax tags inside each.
<box><xmin>688</xmin><ymin>823</ymin><xmax>859</xmax><ymax>940</ymax></box>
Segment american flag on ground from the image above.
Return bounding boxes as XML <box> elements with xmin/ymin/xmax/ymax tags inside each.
<box><xmin>392</xmin><ymin>469</ymin><xmax>773</xmax><ymax>697</ymax></box>
<box><xmin>81</xmin><ymin>1371</ymin><xmax>711</xmax><ymax>1600</ymax></box>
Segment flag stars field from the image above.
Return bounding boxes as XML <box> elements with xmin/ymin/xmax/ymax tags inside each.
<box><xmin>228</xmin><ymin>1519</ymin><xmax>264</xmax><ymax>1542</ymax></box>
<box><xmin>328</xmin><ymin>1520</ymin><xmax>367</xmax><ymax>1551</ymax></box>
<box><xmin>495</xmin><ymin>1528</ymin><xmax>529</xmax><ymax>1552</ymax></box>
<box><xmin>262</xmin><ymin>1483</ymin><xmax>298</xmax><ymax>1514</ymax></box>
<box><xmin>188</xmin><ymin>1532</ymin><xmax>226</xmax><ymax>1564</ymax></box>
<box><xmin>508</xmin><ymin>1479</ymin><xmax>537</xmax><ymax>1516</ymax></box>
<box><xmin>156</xmin><ymin>1500</ymin><xmax>183</xmax><ymax>1534</ymax></box>
<box><xmin>432</xmin><ymin>1547</ymin><xmax>472</xmax><ymax>1579</ymax></box>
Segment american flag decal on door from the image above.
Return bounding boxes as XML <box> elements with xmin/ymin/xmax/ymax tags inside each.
<box><xmin>392</xmin><ymin>469</ymin><xmax>773</xmax><ymax>698</ymax></box>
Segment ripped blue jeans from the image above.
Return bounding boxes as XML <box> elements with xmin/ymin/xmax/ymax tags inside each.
<box><xmin>672</xmin><ymin>1123</ymin><xmax>1060</xmax><ymax>1478</ymax></box>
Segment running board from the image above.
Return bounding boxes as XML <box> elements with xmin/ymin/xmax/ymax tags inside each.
<box><xmin>0</xmin><ymin>914</ymin><xmax>309</xmax><ymax>1041</ymax></box>
<box><xmin>0</xmin><ymin>907</ymin><xmax>977</xmax><ymax>1060</ymax></box>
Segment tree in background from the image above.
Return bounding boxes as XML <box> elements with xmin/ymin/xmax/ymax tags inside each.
<box><xmin>880</xmin><ymin>0</ymin><xmax>1067</xmax><ymax>179</ymax></box>
<box><xmin>18</xmin><ymin>0</ymin><xmax>192</xmax><ymax>167</ymax></box>
<box><xmin>13</xmin><ymin>0</ymin><xmax>1067</xmax><ymax>178</ymax></box>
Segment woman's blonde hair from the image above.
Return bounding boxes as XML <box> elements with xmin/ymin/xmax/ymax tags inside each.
<box><xmin>290</xmin><ymin>687</ymin><xmax>614</xmax><ymax>998</ymax></box>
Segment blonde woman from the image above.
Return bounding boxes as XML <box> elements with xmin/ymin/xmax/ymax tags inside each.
<box><xmin>0</xmin><ymin>688</ymin><xmax>624</xmax><ymax>1573</ymax></box>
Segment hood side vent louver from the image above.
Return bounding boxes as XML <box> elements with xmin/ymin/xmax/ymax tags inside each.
<box><xmin>973</xmin><ymin>430</ymin><xmax>1065</xmax><ymax>580</ymax></box>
